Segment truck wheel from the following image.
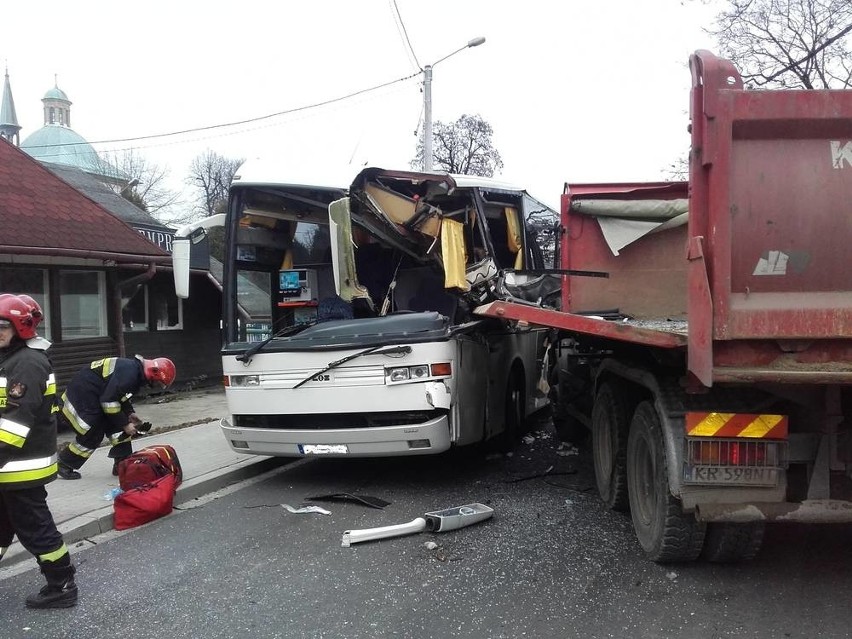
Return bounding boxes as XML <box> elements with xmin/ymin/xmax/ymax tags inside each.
<box><xmin>701</xmin><ymin>522</ymin><xmax>765</xmax><ymax>563</ymax></box>
<box><xmin>627</xmin><ymin>401</ymin><xmax>706</xmax><ymax>562</ymax></box>
<box><xmin>549</xmin><ymin>358</ymin><xmax>590</xmax><ymax>444</ymax></box>
<box><xmin>592</xmin><ymin>382</ymin><xmax>632</xmax><ymax>512</ymax></box>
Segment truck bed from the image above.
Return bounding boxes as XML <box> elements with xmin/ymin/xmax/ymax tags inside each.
<box><xmin>474</xmin><ymin>301</ymin><xmax>688</xmax><ymax>349</ymax></box>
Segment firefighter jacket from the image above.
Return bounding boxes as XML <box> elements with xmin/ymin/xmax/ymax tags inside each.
<box><xmin>0</xmin><ymin>340</ymin><xmax>59</xmax><ymax>489</ymax></box>
<box><xmin>61</xmin><ymin>357</ymin><xmax>146</xmax><ymax>436</ymax></box>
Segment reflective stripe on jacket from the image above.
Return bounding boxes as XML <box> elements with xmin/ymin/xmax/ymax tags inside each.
<box><xmin>0</xmin><ymin>343</ymin><xmax>59</xmax><ymax>489</ymax></box>
<box><xmin>61</xmin><ymin>357</ymin><xmax>145</xmax><ymax>434</ymax></box>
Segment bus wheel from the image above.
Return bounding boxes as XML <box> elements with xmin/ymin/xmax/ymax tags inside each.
<box><xmin>592</xmin><ymin>382</ymin><xmax>633</xmax><ymax>512</ymax></box>
<box><xmin>497</xmin><ymin>368</ymin><xmax>525</xmax><ymax>452</ymax></box>
<box><xmin>701</xmin><ymin>522</ymin><xmax>765</xmax><ymax>563</ymax></box>
<box><xmin>626</xmin><ymin>401</ymin><xmax>706</xmax><ymax>563</ymax></box>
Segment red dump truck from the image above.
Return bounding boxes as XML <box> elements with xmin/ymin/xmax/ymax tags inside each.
<box><xmin>475</xmin><ymin>50</ymin><xmax>852</xmax><ymax>562</ymax></box>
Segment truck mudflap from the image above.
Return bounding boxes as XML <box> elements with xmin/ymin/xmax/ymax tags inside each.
<box><xmin>696</xmin><ymin>500</ymin><xmax>852</xmax><ymax>523</ymax></box>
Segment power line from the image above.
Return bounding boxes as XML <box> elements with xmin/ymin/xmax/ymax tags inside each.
<box><xmin>28</xmin><ymin>78</ymin><xmax>417</xmax><ymax>163</ymax></box>
<box><xmin>23</xmin><ymin>70</ymin><xmax>422</xmax><ymax>151</ymax></box>
<box><xmin>390</xmin><ymin>0</ymin><xmax>421</xmax><ymax>71</ymax></box>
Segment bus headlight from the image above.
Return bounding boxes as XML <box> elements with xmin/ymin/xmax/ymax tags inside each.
<box><xmin>410</xmin><ymin>365</ymin><xmax>430</xmax><ymax>379</ymax></box>
<box><xmin>387</xmin><ymin>368</ymin><xmax>410</xmax><ymax>382</ymax></box>
<box><xmin>386</xmin><ymin>363</ymin><xmax>452</xmax><ymax>385</ymax></box>
<box><xmin>229</xmin><ymin>374</ymin><xmax>260</xmax><ymax>387</ymax></box>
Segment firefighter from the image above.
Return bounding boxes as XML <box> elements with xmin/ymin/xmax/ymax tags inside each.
<box><xmin>57</xmin><ymin>355</ymin><xmax>176</xmax><ymax>480</ymax></box>
<box><xmin>0</xmin><ymin>294</ymin><xmax>78</xmax><ymax>608</ymax></box>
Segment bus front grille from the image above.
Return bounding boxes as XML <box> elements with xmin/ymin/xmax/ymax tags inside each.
<box><xmin>233</xmin><ymin>410</ymin><xmax>444</xmax><ymax>430</ymax></box>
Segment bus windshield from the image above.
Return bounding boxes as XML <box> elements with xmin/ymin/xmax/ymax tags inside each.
<box><xmin>225</xmin><ymin>183</ymin><xmax>345</xmax><ymax>344</ymax></box>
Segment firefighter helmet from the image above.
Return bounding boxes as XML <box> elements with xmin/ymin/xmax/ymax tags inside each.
<box><xmin>142</xmin><ymin>357</ymin><xmax>176</xmax><ymax>388</ymax></box>
<box><xmin>0</xmin><ymin>294</ymin><xmax>43</xmax><ymax>340</ymax></box>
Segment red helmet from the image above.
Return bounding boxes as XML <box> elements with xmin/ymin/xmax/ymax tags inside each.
<box><xmin>142</xmin><ymin>357</ymin><xmax>176</xmax><ymax>388</ymax></box>
<box><xmin>0</xmin><ymin>293</ymin><xmax>43</xmax><ymax>340</ymax></box>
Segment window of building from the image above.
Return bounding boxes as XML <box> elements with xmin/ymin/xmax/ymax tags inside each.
<box><xmin>59</xmin><ymin>270</ymin><xmax>107</xmax><ymax>339</ymax></box>
<box><xmin>49</xmin><ymin>107</ymin><xmax>55</xmax><ymax>124</ymax></box>
<box><xmin>145</xmin><ymin>276</ymin><xmax>184</xmax><ymax>332</ymax></box>
<box><xmin>0</xmin><ymin>267</ymin><xmax>50</xmax><ymax>339</ymax></box>
<box><xmin>122</xmin><ymin>286</ymin><xmax>149</xmax><ymax>331</ymax></box>
<box><xmin>154</xmin><ymin>294</ymin><xmax>182</xmax><ymax>330</ymax></box>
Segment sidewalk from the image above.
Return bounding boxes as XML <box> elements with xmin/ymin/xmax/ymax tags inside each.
<box><xmin>4</xmin><ymin>385</ymin><xmax>282</xmax><ymax>568</ymax></box>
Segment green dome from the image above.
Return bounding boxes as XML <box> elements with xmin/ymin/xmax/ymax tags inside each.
<box><xmin>21</xmin><ymin>125</ymin><xmax>103</xmax><ymax>174</ymax></box>
<box><xmin>43</xmin><ymin>87</ymin><xmax>70</xmax><ymax>102</ymax></box>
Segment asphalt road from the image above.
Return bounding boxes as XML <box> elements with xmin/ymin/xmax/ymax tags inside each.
<box><xmin>3</xmin><ymin>421</ymin><xmax>852</xmax><ymax>639</ymax></box>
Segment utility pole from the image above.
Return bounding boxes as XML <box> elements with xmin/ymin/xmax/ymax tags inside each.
<box><xmin>423</xmin><ymin>37</ymin><xmax>486</xmax><ymax>172</ymax></box>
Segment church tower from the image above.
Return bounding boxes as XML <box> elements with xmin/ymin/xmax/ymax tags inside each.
<box><xmin>21</xmin><ymin>78</ymin><xmax>120</xmax><ymax>180</ymax></box>
<box><xmin>42</xmin><ymin>77</ymin><xmax>72</xmax><ymax>127</ymax></box>
<box><xmin>0</xmin><ymin>67</ymin><xmax>21</xmax><ymax>145</ymax></box>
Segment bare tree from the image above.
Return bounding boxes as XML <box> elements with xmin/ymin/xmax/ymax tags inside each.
<box><xmin>412</xmin><ymin>114</ymin><xmax>503</xmax><ymax>176</ymax></box>
<box><xmin>708</xmin><ymin>0</ymin><xmax>852</xmax><ymax>88</ymax></box>
<box><xmin>100</xmin><ymin>149</ymin><xmax>182</xmax><ymax>219</ymax></box>
<box><xmin>663</xmin><ymin>155</ymin><xmax>690</xmax><ymax>181</ymax></box>
<box><xmin>187</xmin><ymin>150</ymin><xmax>244</xmax><ymax>217</ymax></box>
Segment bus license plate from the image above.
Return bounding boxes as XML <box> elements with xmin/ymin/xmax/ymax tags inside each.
<box><xmin>683</xmin><ymin>465</ymin><xmax>778</xmax><ymax>486</ymax></box>
<box><xmin>299</xmin><ymin>444</ymin><xmax>349</xmax><ymax>455</ymax></box>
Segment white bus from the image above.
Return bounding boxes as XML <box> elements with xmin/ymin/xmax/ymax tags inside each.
<box><xmin>174</xmin><ymin>163</ymin><xmax>558</xmax><ymax>457</ymax></box>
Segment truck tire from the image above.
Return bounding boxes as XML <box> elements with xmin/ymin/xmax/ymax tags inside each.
<box><xmin>701</xmin><ymin>522</ymin><xmax>765</xmax><ymax>563</ymax></box>
<box><xmin>592</xmin><ymin>382</ymin><xmax>632</xmax><ymax>512</ymax></box>
<box><xmin>627</xmin><ymin>401</ymin><xmax>706</xmax><ymax>563</ymax></box>
<box><xmin>549</xmin><ymin>357</ymin><xmax>591</xmax><ymax>445</ymax></box>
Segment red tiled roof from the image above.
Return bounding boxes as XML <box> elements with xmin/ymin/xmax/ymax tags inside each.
<box><xmin>0</xmin><ymin>138</ymin><xmax>170</xmax><ymax>263</ymax></box>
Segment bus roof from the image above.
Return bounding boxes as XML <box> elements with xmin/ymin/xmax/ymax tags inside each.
<box><xmin>231</xmin><ymin>158</ymin><xmax>350</xmax><ymax>191</ymax></box>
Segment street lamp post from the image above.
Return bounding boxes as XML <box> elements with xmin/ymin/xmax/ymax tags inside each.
<box><xmin>423</xmin><ymin>36</ymin><xmax>486</xmax><ymax>172</ymax></box>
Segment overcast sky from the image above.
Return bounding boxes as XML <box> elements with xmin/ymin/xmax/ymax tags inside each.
<box><xmin>3</xmin><ymin>0</ymin><xmax>720</xmax><ymax>212</ymax></box>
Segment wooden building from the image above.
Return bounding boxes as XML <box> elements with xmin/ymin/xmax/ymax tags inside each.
<box><xmin>0</xmin><ymin>138</ymin><xmax>223</xmax><ymax>391</ymax></box>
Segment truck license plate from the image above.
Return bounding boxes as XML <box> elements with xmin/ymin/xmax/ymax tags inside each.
<box><xmin>683</xmin><ymin>465</ymin><xmax>778</xmax><ymax>486</ymax></box>
<box><xmin>299</xmin><ymin>444</ymin><xmax>349</xmax><ymax>455</ymax></box>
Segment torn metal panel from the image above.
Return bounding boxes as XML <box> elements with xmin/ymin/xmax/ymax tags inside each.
<box><xmin>344</xmin><ymin>167</ymin><xmax>560</xmax><ymax>319</ymax></box>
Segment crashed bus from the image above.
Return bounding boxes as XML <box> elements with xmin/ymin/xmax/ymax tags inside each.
<box><xmin>173</xmin><ymin>164</ymin><xmax>558</xmax><ymax>457</ymax></box>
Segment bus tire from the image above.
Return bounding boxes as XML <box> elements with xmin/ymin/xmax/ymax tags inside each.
<box><xmin>496</xmin><ymin>367</ymin><xmax>525</xmax><ymax>452</ymax></box>
<box><xmin>592</xmin><ymin>382</ymin><xmax>632</xmax><ymax>512</ymax></box>
<box><xmin>701</xmin><ymin>522</ymin><xmax>765</xmax><ymax>563</ymax></box>
<box><xmin>627</xmin><ymin>401</ymin><xmax>706</xmax><ymax>563</ymax></box>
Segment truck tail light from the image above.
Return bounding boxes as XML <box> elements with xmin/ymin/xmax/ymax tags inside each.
<box><xmin>687</xmin><ymin>438</ymin><xmax>784</xmax><ymax>467</ymax></box>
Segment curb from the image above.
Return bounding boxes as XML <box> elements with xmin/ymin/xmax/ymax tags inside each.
<box><xmin>1</xmin><ymin>456</ymin><xmax>284</xmax><ymax>570</ymax></box>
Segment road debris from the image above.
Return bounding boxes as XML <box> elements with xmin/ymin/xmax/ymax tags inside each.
<box><xmin>306</xmin><ymin>493</ymin><xmax>390</xmax><ymax>509</ymax></box>
<box><xmin>556</xmin><ymin>442</ymin><xmax>579</xmax><ymax>456</ymax></box>
<box><xmin>282</xmin><ymin>504</ymin><xmax>332</xmax><ymax>515</ymax></box>
<box><xmin>341</xmin><ymin>503</ymin><xmax>494</xmax><ymax>547</ymax></box>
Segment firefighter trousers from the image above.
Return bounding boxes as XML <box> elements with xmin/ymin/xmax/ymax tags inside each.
<box><xmin>0</xmin><ymin>485</ymin><xmax>71</xmax><ymax>576</ymax></box>
<box><xmin>58</xmin><ymin>413</ymin><xmax>132</xmax><ymax>470</ymax></box>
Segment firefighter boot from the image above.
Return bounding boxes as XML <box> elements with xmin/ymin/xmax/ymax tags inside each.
<box><xmin>57</xmin><ymin>463</ymin><xmax>81</xmax><ymax>480</ymax></box>
<box><xmin>57</xmin><ymin>445</ymin><xmax>82</xmax><ymax>480</ymax></box>
<box><xmin>26</xmin><ymin>562</ymin><xmax>78</xmax><ymax>609</ymax></box>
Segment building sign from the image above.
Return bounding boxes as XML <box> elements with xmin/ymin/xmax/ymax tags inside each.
<box><xmin>132</xmin><ymin>224</ymin><xmax>210</xmax><ymax>270</ymax></box>
<box><xmin>133</xmin><ymin>225</ymin><xmax>175</xmax><ymax>253</ymax></box>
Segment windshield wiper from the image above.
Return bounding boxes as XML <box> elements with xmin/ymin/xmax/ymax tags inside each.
<box><xmin>292</xmin><ymin>345</ymin><xmax>412</xmax><ymax>389</ymax></box>
<box><xmin>237</xmin><ymin>321</ymin><xmax>317</xmax><ymax>365</ymax></box>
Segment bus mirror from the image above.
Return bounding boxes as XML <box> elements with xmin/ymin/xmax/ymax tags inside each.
<box><xmin>173</xmin><ymin>237</ymin><xmax>191</xmax><ymax>299</ymax></box>
<box><xmin>188</xmin><ymin>226</ymin><xmax>208</xmax><ymax>245</ymax></box>
<box><xmin>172</xmin><ymin>213</ymin><xmax>226</xmax><ymax>299</ymax></box>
